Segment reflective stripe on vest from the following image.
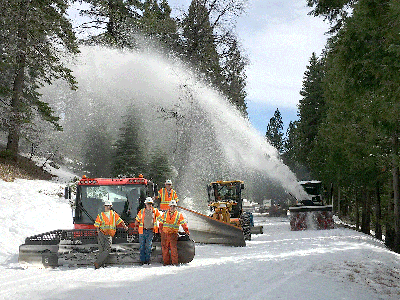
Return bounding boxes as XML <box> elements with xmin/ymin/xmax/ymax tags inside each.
<box><xmin>159</xmin><ymin>188</ymin><xmax>178</xmax><ymax>210</ymax></box>
<box><xmin>95</xmin><ymin>211</ymin><xmax>120</xmax><ymax>236</ymax></box>
<box><xmin>136</xmin><ymin>208</ymin><xmax>160</xmax><ymax>234</ymax></box>
<box><xmin>161</xmin><ymin>211</ymin><xmax>186</xmax><ymax>233</ymax></box>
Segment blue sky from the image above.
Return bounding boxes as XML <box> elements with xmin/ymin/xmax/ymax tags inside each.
<box><xmin>168</xmin><ymin>0</ymin><xmax>330</xmax><ymax>135</ymax></box>
<box><xmin>247</xmin><ymin>102</ymin><xmax>298</xmax><ymax>136</ymax></box>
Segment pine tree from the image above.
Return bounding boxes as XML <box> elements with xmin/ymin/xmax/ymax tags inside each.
<box><xmin>82</xmin><ymin>125</ymin><xmax>114</xmax><ymax>177</ymax></box>
<box><xmin>113</xmin><ymin>108</ymin><xmax>145</xmax><ymax>177</ymax></box>
<box><xmin>180</xmin><ymin>0</ymin><xmax>248</xmax><ymax>113</ymax></box>
<box><xmin>80</xmin><ymin>0</ymin><xmax>142</xmax><ymax>47</ymax></box>
<box><xmin>324</xmin><ymin>0</ymin><xmax>400</xmax><ymax>251</ymax></box>
<box><xmin>147</xmin><ymin>147</ymin><xmax>172</xmax><ymax>187</ymax></box>
<box><xmin>297</xmin><ymin>52</ymin><xmax>326</xmax><ymax>169</ymax></box>
<box><xmin>281</xmin><ymin>120</ymin><xmax>310</xmax><ymax>178</ymax></box>
<box><xmin>307</xmin><ymin>0</ymin><xmax>355</xmax><ymax>32</ymax></box>
<box><xmin>308</xmin><ymin>0</ymin><xmax>400</xmax><ymax>251</ymax></box>
<box><xmin>140</xmin><ymin>0</ymin><xmax>178</xmax><ymax>48</ymax></box>
<box><xmin>0</xmin><ymin>0</ymin><xmax>79</xmax><ymax>159</ymax></box>
<box><xmin>220</xmin><ymin>33</ymin><xmax>248</xmax><ymax>116</ymax></box>
<box><xmin>182</xmin><ymin>0</ymin><xmax>223</xmax><ymax>88</ymax></box>
<box><xmin>265</xmin><ymin>108</ymin><xmax>284</xmax><ymax>153</ymax></box>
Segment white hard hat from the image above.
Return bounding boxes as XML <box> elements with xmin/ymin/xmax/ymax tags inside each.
<box><xmin>165</xmin><ymin>179</ymin><xmax>172</xmax><ymax>185</ymax></box>
<box><xmin>169</xmin><ymin>200</ymin><xmax>177</xmax><ymax>207</ymax></box>
<box><xmin>104</xmin><ymin>200</ymin><xmax>112</xmax><ymax>206</ymax></box>
<box><xmin>144</xmin><ymin>197</ymin><xmax>154</xmax><ymax>204</ymax></box>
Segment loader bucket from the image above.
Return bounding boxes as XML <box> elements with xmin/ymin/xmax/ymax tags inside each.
<box><xmin>179</xmin><ymin>206</ymin><xmax>246</xmax><ymax>247</ymax></box>
<box><xmin>289</xmin><ymin>205</ymin><xmax>334</xmax><ymax>231</ymax></box>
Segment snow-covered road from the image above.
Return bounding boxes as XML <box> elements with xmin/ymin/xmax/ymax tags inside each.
<box><xmin>1</xmin><ymin>179</ymin><xmax>400</xmax><ymax>299</ymax></box>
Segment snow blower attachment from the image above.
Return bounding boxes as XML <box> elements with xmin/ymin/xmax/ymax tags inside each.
<box><xmin>289</xmin><ymin>181</ymin><xmax>334</xmax><ymax>231</ymax></box>
<box><xmin>18</xmin><ymin>176</ymin><xmax>195</xmax><ymax>267</ymax></box>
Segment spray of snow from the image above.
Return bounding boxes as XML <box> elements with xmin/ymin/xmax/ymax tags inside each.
<box><xmin>41</xmin><ymin>45</ymin><xmax>308</xmax><ymax>211</ymax></box>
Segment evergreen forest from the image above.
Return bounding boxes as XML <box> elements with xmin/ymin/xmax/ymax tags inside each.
<box><xmin>266</xmin><ymin>0</ymin><xmax>400</xmax><ymax>253</ymax></box>
<box><xmin>1</xmin><ymin>0</ymin><xmax>400</xmax><ymax>253</ymax></box>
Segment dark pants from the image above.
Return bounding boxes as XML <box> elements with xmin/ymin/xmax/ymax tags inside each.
<box><xmin>139</xmin><ymin>229</ymin><xmax>154</xmax><ymax>263</ymax></box>
<box><xmin>95</xmin><ymin>231</ymin><xmax>112</xmax><ymax>267</ymax></box>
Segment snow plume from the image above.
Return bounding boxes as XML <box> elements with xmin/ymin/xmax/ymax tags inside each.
<box><xmin>40</xmin><ymin>44</ymin><xmax>308</xmax><ymax>210</ymax></box>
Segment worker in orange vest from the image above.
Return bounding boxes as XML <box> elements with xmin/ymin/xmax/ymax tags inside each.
<box><xmin>159</xmin><ymin>200</ymin><xmax>189</xmax><ymax>265</ymax></box>
<box><xmin>157</xmin><ymin>179</ymin><xmax>179</xmax><ymax>211</ymax></box>
<box><xmin>93</xmin><ymin>200</ymin><xmax>128</xmax><ymax>269</ymax></box>
<box><xmin>135</xmin><ymin>197</ymin><xmax>162</xmax><ymax>265</ymax></box>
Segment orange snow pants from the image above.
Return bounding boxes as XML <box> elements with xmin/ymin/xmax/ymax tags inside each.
<box><xmin>161</xmin><ymin>232</ymin><xmax>179</xmax><ymax>265</ymax></box>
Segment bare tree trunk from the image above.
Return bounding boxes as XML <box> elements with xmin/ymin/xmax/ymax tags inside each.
<box><xmin>392</xmin><ymin>130</ymin><xmax>400</xmax><ymax>252</ymax></box>
<box><xmin>107</xmin><ymin>0</ymin><xmax>116</xmax><ymax>40</ymax></box>
<box><xmin>361</xmin><ymin>189</ymin><xmax>371</xmax><ymax>234</ymax></box>
<box><xmin>6</xmin><ymin>0</ymin><xmax>28</xmax><ymax>159</ymax></box>
<box><xmin>375</xmin><ymin>181</ymin><xmax>382</xmax><ymax>240</ymax></box>
<box><xmin>355</xmin><ymin>191</ymin><xmax>360</xmax><ymax>231</ymax></box>
<box><xmin>385</xmin><ymin>176</ymin><xmax>395</xmax><ymax>249</ymax></box>
<box><xmin>338</xmin><ymin>186</ymin><xmax>341</xmax><ymax>218</ymax></box>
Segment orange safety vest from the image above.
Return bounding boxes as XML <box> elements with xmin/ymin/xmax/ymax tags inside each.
<box><xmin>160</xmin><ymin>210</ymin><xmax>187</xmax><ymax>234</ymax></box>
<box><xmin>158</xmin><ymin>188</ymin><xmax>179</xmax><ymax>210</ymax></box>
<box><xmin>135</xmin><ymin>207</ymin><xmax>162</xmax><ymax>234</ymax></box>
<box><xmin>94</xmin><ymin>210</ymin><xmax>123</xmax><ymax>237</ymax></box>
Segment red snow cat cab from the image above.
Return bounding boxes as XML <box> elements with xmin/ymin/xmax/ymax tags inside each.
<box><xmin>289</xmin><ymin>181</ymin><xmax>334</xmax><ymax>231</ymax></box>
<box><xmin>18</xmin><ymin>175</ymin><xmax>195</xmax><ymax>267</ymax></box>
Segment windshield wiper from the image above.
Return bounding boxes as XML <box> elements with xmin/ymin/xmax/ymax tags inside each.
<box><xmin>121</xmin><ymin>196</ymin><xmax>131</xmax><ymax>222</ymax></box>
<box><xmin>77</xmin><ymin>202</ymin><xmax>96</xmax><ymax>223</ymax></box>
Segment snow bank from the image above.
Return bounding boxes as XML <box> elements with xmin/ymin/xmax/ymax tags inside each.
<box><xmin>0</xmin><ymin>179</ymin><xmax>72</xmax><ymax>264</ymax></box>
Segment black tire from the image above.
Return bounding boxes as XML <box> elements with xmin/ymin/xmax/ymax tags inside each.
<box><xmin>240</xmin><ymin>213</ymin><xmax>252</xmax><ymax>241</ymax></box>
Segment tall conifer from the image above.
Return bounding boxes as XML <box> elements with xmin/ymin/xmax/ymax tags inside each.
<box><xmin>0</xmin><ymin>0</ymin><xmax>78</xmax><ymax>158</ymax></box>
<box><xmin>297</xmin><ymin>52</ymin><xmax>326</xmax><ymax>169</ymax></box>
<box><xmin>113</xmin><ymin>107</ymin><xmax>145</xmax><ymax>177</ymax></box>
<box><xmin>265</xmin><ymin>108</ymin><xmax>284</xmax><ymax>153</ymax></box>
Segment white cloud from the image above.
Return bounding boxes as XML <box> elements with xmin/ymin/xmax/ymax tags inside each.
<box><xmin>153</xmin><ymin>0</ymin><xmax>331</xmax><ymax>110</ymax></box>
<box><xmin>237</xmin><ymin>0</ymin><xmax>330</xmax><ymax>109</ymax></box>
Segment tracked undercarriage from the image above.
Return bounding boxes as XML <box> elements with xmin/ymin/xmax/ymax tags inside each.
<box><xmin>19</xmin><ymin>228</ymin><xmax>195</xmax><ymax>267</ymax></box>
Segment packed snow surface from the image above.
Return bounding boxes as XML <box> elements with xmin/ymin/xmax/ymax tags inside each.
<box><xmin>1</xmin><ymin>178</ymin><xmax>400</xmax><ymax>300</ymax></box>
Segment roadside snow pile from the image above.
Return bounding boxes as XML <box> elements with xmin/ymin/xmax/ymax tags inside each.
<box><xmin>313</xmin><ymin>260</ymin><xmax>400</xmax><ymax>295</ymax></box>
<box><xmin>27</xmin><ymin>155</ymin><xmax>78</xmax><ymax>184</ymax></box>
<box><xmin>0</xmin><ymin>179</ymin><xmax>72</xmax><ymax>264</ymax></box>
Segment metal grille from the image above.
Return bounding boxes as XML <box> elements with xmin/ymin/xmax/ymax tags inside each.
<box><xmin>23</xmin><ymin>229</ymin><xmax>145</xmax><ymax>245</ymax></box>
<box><xmin>24</xmin><ymin>230</ymin><xmax>64</xmax><ymax>245</ymax></box>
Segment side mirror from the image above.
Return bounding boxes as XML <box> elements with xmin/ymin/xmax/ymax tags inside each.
<box><xmin>153</xmin><ymin>183</ymin><xmax>158</xmax><ymax>196</ymax></box>
<box><xmin>207</xmin><ymin>185</ymin><xmax>215</xmax><ymax>202</ymax></box>
<box><xmin>65</xmin><ymin>186</ymin><xmax>71</xmax><ymax>199</ymax></box>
